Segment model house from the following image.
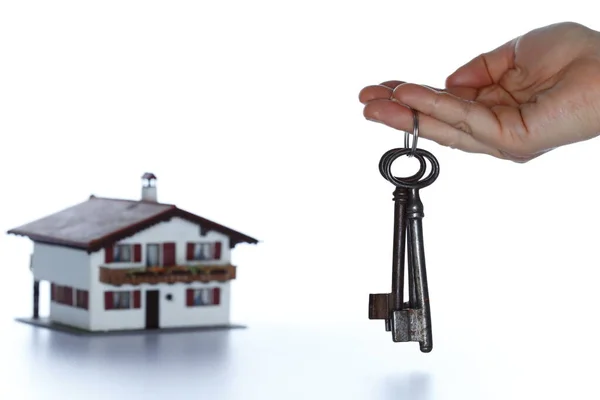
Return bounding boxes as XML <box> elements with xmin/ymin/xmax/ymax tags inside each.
<box><xmin>7</xmin><ymin>173</ymin><xmax>258</xmax><ymax>332</ymax></box>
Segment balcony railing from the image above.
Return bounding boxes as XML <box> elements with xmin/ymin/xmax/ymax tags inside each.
<box><xmin>99</xmin><ymin>264</ymin><xmax>237</xmax><ymax>286</ymax></box>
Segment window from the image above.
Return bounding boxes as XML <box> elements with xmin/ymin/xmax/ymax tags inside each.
<box><xmin>105</xmin><ymin>243</ymin><xmax>142</xmax><ymax>263</ymax></box>
<box><xmin>186</xmin><ymin>287</ymin><xmax>220</xmax><ymax>306</ymax></box>
<box><xmin>76</xmin><ymin>290</ymin><xmax>89</xmax><ymax>309</ymax></box>
<box><xmin>51</xmin><ymin>284</ymin><xmax>74</xmax><ymax>306</ymax></box>
<box><xmin>105</xmin><ymin>290</ymin><xmax>141</xmax><ymax>310</ymax></box>
<box><xmin>186</xmin><ymin>242</ymin><xmax>222</xmax><ymax>261</ymax></box>
<box><xmin>146</xmin><ymin>244</ymin><xmax>160</xmax><ymax>267</ymax></box>
<box><xmin>113</xmin><ymin>245</ymin><xmax>132</xmax><ymax>262</ymax></box>
<box><xmin>114</xmin><ymin>291</ymin><xmax>130</xmax><ymax>309</ymax></box>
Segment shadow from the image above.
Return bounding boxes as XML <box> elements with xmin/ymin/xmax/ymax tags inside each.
<box><xmin>40</xmin><ymin>327</ymin><xmax>233</xmax><ymax>372</ymax></box>
<box><xmin>382</xmin><ymin>372</ymin><xmax>432</xmax><ymax>400</ymax></box>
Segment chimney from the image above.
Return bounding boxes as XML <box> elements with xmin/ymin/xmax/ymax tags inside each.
<box><xmin>141</xmin><ymin>172</ymin><xmax>158</xmax><ymax>202</ymax></box>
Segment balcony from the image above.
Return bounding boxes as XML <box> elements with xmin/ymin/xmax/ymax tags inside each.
<box><xmin>99</xmin><ymin>264</ymin><xmax>237</xmax><ymax>286</ymax></box>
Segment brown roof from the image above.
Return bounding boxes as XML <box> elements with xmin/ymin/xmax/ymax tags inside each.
<box><xmin>6</xmin><ymin>196</ymin><xmax>258</xmax><ymax>252</ymax></box>
<box><xmin>141</xmin><ymin>172</ymin><xmax>157</xmax><ymax>180</ymax></box>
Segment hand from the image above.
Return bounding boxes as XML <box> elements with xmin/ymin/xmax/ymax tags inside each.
<box><xmin>359</xmin><ymin>22</ymin><xmax>600</xmax><ymax>162</ymax></box>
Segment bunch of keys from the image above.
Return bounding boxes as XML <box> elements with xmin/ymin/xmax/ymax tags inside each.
<box><xmin>368</xmin><ymin>109</ymin><xmax>439</xmax><ymax>353</ymax></box>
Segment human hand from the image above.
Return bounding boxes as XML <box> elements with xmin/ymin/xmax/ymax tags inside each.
<box><xmin>359</xmin><ymin>22</ymin><xmax>600</xmax><ymax>162</ymax></box>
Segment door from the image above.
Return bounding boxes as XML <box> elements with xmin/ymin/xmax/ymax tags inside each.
<box><xmin>145</xmin><ymin>290</ymin><xmax>160</xmax><ymax>329</ymax></box>
<box><xmin>146</xmin><ymin>244</ymin><xmax>160</xmax><ymax>267</ymax></box>
<box><xmin>162</xmin><ymin>242</ymin><xmax>176</xmax><ymax>267</ymax></box>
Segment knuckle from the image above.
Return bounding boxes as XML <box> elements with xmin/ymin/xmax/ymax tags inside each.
<box><xmin>431</xmin><ymin>90</ymin><xmax>443</xmax><ymax>112</ymax></box>
<box><xmin>453</xmin><ymin>121</ymin><xmax>473</xmax><ymax>134</ymax></box>
<box><xmin>459</xmin><ymin>100</ymin><xmax>475</xmax><ymax>119</ymax></box>
<box><xmin>451</xmin><ymin>99</ymin><xmax>476</xmax><ymax>134</ymax></box>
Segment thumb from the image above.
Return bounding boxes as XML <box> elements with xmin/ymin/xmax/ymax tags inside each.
<box><xmin>445</xmin><ymin>39</ymin><xmax>517</xmax><ymax>88</ymax></box>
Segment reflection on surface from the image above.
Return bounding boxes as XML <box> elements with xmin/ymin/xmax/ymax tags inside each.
<box><xmin>42</xmin><ymin>326</ymin><xmax>232</xmax><ymax>367</ymax></box>
<box><xmin>382</xmin><ymin>372</ymin><xmax>431</xmax><ymax>400</ymax></box>
<box><xmin>2</xmin><ymin>321</ymin><xmax>490</xmax><ymax>400</ymax></box>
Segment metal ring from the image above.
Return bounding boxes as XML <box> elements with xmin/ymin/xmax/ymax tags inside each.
<box><xmin>378</xmin><ymin>147</ymin><xmax>426</xmax><ymax>184</ymax></box>
<box><xmin>379</xmin><ymin>147</ymin><xmax>439</xmax><ymax>189</ymax></box>
<box><xmin>403</xmin><ymin>108</ymin><xmax>419</xmax><ymax>157</ymax></box>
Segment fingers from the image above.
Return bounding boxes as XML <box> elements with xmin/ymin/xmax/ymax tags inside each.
<box><xmin>380</xmin><ymin>80</ymin><xmax>405</xmax><ymax>89</ymax></box>
<box><xmin>359</xmin><ymin>84</ymin><xmax>393</xmax><ymax>104</ymax></box>
<box><xmin>363</xmin><ymin>99</ymin><xmax>502</xmax><ymax>157</ymax></box>
<box><xmin>446</xmin><ymin>38</ymin><xmax>517</xmax><ymax>88</ymax></box>
<box><xmin>358</xmin><ymin>81</ymin><xmax>408</xmax><ymax>104</ymax></box>
<box><xmin>391</xmin><ymin>83</ymin><xmax>529</xmax><ymax>151</ymax></box>
<box><xmin>359</xmin><ymin>81</ymin><xmax>448</xmax><ymax>104</ymax></box>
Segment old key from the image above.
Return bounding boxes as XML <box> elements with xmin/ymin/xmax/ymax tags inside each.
<box><xmin>368</xmin><ymin>109</ymin><xmax>439</xmax><ymax>352</ymax></box>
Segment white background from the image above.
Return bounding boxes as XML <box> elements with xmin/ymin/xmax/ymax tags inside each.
<box><xmin>1</xmin><ymin>1</ymin><xmax>599</xmax><ymax>399</ymax></box>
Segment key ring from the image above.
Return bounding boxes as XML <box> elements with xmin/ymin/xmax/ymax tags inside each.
<box><xmin>403</xmin><ymin>108</ymin><xmax>419</xmax><ymax>157</ymax></box>
<box><xmin>379</xmin><ymin>148</ymin><xmax>439</xmax><ymax>190</ymax></box>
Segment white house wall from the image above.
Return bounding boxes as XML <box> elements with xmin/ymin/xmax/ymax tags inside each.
<box><xmin>91</xmin><ymin>216</ymin><xmax>232</xmax><ymax>268</ymax></box>
<box><xmin>86</xmin><ymin>282</ymin><xmax>231</xmax><ymax>331</ymax></box>
<box><xmin>30</xmin><ymin>242</ymin><xmax>91</xmax><ymax>329</ymax></box>
<box><xmin>160</xmin><ymin>282</ymin><xmax>230</xmax><ymax>328</ymax></box>
<box><xmin>88</xmin><ymin>217</ymin><xmax>232</xmax><ymax>331</ymax></box>
<box><xmin>49</xmin><ymin>303</ymin><xmax>90</xmax><ymax>330</ymax></box>
<box><xmin>31</xmin><ymin>242</ymin><xmax>91</xmax><ymax>287</ymax></box>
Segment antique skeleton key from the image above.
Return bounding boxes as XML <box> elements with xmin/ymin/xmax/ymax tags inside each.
<box><xmin>368</xmin><ymin>110</ymin><xmax>439</xmax><ymax>352</ymax></box>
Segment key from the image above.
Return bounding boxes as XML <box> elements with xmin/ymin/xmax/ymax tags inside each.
<box><xmin>391</xmin><ymin>186</ymin><xmax>433</xmax><ymax>351</ymax></box>
<box><xmin>384</xmin><ymin>164</ymin><xmax>424</xmax><ymax>332</ymax></box>
<box><xmin>368</xmin><ymin>110</ymin><xmax>440</xmax><ymax>352</ymax></box>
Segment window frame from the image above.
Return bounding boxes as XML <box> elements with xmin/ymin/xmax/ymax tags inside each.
<box><xmin>113</xmin><ymin>244</ymin><xmax>133</xmax><ymax>263</ymax></box>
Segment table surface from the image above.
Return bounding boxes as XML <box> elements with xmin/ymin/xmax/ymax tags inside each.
<box><xmin>2</xmin><ymin>316</ymin><xmax>597</xmax><ymax>400</ymax></box>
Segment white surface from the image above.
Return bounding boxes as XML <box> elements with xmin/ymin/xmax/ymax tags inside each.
<box><xmin>1</xmin><ymin>1</ymin><xmax>600</xmax><ymax>398</ymax></box>
<box><xmin>1</xmin><ymin>317</ymin><xmax>598</xmax><ymax>400</ymax></box>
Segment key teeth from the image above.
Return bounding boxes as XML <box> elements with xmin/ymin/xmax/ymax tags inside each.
<box><xmin>390</xmin><ymin>310</ymin><xmax>411</xmax><ymax>342</ymax></box>
<box><xmin>391</xmin><ymin>309</ymin><xmax>428</xmax><ymax>344</ymax></box>
<box><xmin>368</xmin><ymin>293</ymin><xmax>390</xmax><ymax>320</ymax></box>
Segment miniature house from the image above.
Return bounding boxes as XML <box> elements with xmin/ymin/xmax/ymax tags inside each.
<box><xmin>7</xmin><ymin>173</ymin><xmax>258</xmax><ymax>332</ymax></box>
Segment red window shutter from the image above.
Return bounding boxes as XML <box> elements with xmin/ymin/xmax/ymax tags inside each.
<box><xmin>214</xmin><ymin>242</ymin><xmax>222</xmax><ymax>259</ymax></box>
<box><xmin>186</xmin><ymin>289</ymin><xmax>194</xmax><ymax>306</ymax></box>
<box><xmin>105</xmin><ymin>246</ymin><xmax>114</xmax><ymax>263</ymax></box>
<box><xmin>51</xmin><ymin>283</ymin><xmax>55</xmax><ymax>301</ymax></box>
<box><xmin>83</xmin><ymin>290</ymin><xmax>89</xmax><ymax>309</ymax></box>
<box><xmin>163</xmin><ymin>242</ymin><xmax>176</xmax><ymax>266</ymax></box>
<box><xmin>186</xmin><ymin>243</ymin><xmax>194</xmax><ymax>260</ymax></box>
<box><xmin>57</xmin><ymin>286</ymin><xmax>63</xmax><ymax>303</ymax></box>
<box><xmin>133</xmin><ymin>244</ymin><xmax>142</xmax><ymax>262</ymax></box>
<box><xmin>104</xmin><ymin>291</ymin><xmax>113</xmax><ymax>310</ymax></box>
<box><xmin>65</xmin><ymin>287</ymin><xmax>73</xmax><ymax>305</ymax></box>
<box><xmin>133</xmin><ymin>290</ymin><xmax>141</xmax><ymax>308</ymax></box>
<box><xmin>213</xmin><ymin>287</ymin><xmax>220</xmax><ymax>305</ymax></box>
